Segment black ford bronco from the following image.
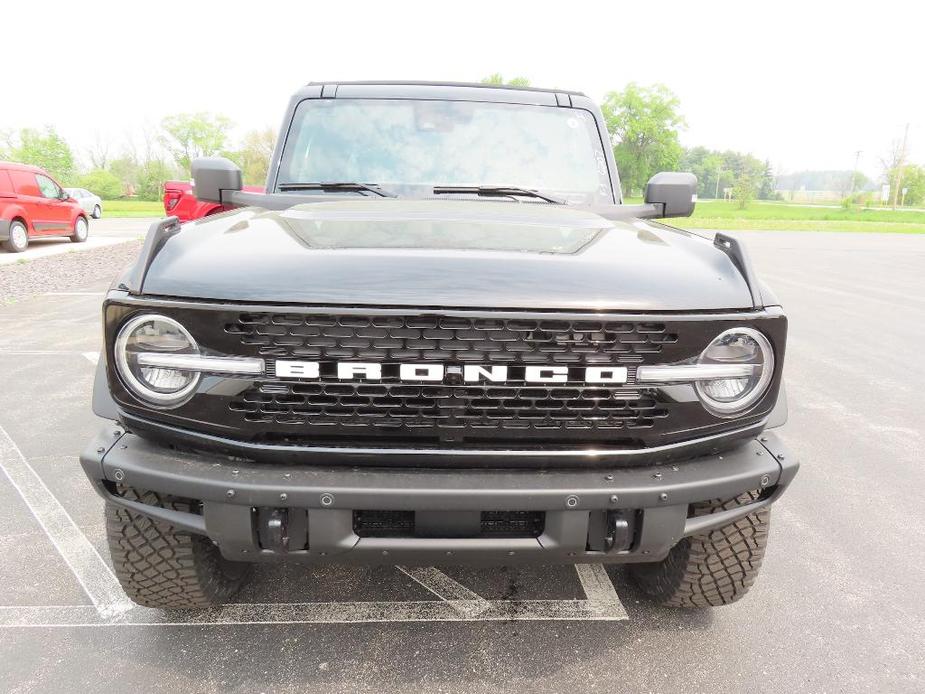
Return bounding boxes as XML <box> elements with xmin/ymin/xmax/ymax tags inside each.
<box><xmin>81</xmin><ymin>82</ymin><xmax>798</xmax><ymax>609</ymax></box>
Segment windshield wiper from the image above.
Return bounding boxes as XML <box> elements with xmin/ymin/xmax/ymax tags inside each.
<box><xmin>278</xmin><ymin>182</ymin><xmax>396</xmax><ymax>198</ymax></box>
<box><xmin>432</xmin><ymin>185</ymin><xmax>565</xmax><ymax>204</ymax></box>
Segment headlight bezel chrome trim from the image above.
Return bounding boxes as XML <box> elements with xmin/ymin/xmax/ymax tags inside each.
<box><xmin>114</xmin><ymin>313</ymin><xmax>202</xmax><ymax>407</ymax></box>
<box><xmin>694</xmin><ymin>326</ymin><xmax>775</xmax><ymax>417</ymax></box>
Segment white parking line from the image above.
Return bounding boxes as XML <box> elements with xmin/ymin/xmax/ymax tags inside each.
<box><xmin>0</xmin><ymin>592</ymin><xmax>629</xmax><ymax>628</ymax></box>
<box><xmin>0</xmin><ymin>561</ymin><xmax>629</xmax><ymax>628</ymax></box>
<box><xmin>0</xmin><ymin>423</ymin><xmax>134</xmax><ymax>619</ymax></box>
<box><xmin>575</xmin><ymin>563</ymin><xmax>629</xmax><ymax>619</ymax></box>
<box><xmin>397</xmin><ymin>566</ymin><xmax>492</xmax><ymax>618</ymax></box>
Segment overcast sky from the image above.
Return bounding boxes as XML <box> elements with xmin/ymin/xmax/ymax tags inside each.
<box><xmin>3</xmin><ymin>0</ymin><xmax>922</xmax><ymax>179</ymax></box>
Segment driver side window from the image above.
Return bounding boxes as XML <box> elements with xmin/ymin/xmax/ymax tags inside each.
<box><xmin>35</xmin><ymin>174</ymin><xmax>61</xmax><ymax>199</ymax></box>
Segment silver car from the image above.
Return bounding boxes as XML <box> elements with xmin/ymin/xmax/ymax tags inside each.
<box><xmin>64</xmin><ymin>188</ymin><xmax>103</xmax><ymax>219</ymax></box>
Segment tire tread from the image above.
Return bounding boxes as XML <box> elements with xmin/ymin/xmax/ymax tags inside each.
<box><xmin>106</xmin><ymin>488</ymin><xmax>247</xmax><ymax>609</ymax></box>
<box><xmin>629</xmin><ymin>490</ymin><xmax>770</xmax><ymax>608</ymax></box>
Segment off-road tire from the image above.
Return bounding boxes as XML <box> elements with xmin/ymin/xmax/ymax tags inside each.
<box><xmin>628</xmin><ymin>490</ymin><xmax>770</xmax><ymax>608</ymax></box>
<box><xmin>106</xmin><ymin>488</ymin><xmax>249</xmax><ymax>609</ymax></box>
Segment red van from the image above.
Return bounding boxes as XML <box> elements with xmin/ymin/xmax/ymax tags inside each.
<box><xmin>0</xmin><ymin>161</ymin><xmax>89</xmax><ymax>252</ymax></box>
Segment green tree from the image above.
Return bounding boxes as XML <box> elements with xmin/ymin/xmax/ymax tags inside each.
<box><xmin>733</xmin><ymin>173</ymin><xmax>757</xmax><ymax>209</ymax></box>
<box><xmin>480</xmin><ymin>74</ymin><xmax>531</xmax><ymax>87</ymax></box>
<box><xmin>136</xmin><ymin>159</ymin><xmax>177</xmax><ymax>201</ymax></box>
<box><xmin>601</xmin><ymin>83</ymin><xmax>685</xmax><ymax>196</ymax></box>
<box><xmin>108</xmin><ymin>156</ymin><xmax>141</xmax><ymax>195</ymax></box>
<box><xmin>160</xmin><ymin>112</ymin><xmax>233</xmax><ymax>176</ymax></box>
<box><xmin>78</xmin><ymin>169</ymin><xmax>123</xmax><ymax>199</ymax></box>
<box><xmin>850</xmin><ymin>170</ymin><xmax>871</xmax><ymax>193</ymax></box>
<box><xmin>224</xmin><ymin>128</ymin><xmax>276</xmax><ymax>186</ymax></box>
<box><xmin>758</xmin><ymin>160</ymin><xmax>775</xmax><ymax>200</ymax></box>
<box><xmin>889</xmin><ymin>163</ymin><xmax>925</xmax><ymax>206</ymax></box>
<box><xmin>681</xmin><ymin>147</ymin><xmax>723</xmax><ymax>198</ymax></box>
<box><xmin>681</xmin><ymin>147</ymin><xmax>773</xmax><ymax>199</ymax></box>
<box><xmin>8</xmin><ymin>126</ymin><xmax>76</xmax><ymax>182</ymax></box>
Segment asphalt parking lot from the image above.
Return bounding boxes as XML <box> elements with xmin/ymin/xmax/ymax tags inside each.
<box><xmin>0</xmin><ymin>227</ymin><xmax>923</xmax><ymax>692</ymax></box>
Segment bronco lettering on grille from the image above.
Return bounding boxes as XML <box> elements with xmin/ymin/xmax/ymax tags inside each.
<box><xmin>274</xmin><ymin>360</ymin><xmax>628</xmax><ymax>384</ymax></box>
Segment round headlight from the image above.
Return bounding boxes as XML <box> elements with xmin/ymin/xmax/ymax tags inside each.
<box><xmin>696</xmin><ymin>327</ymin><xmax>774</xmax><ymax>416</ymax></box>
<box><xmin>115</xmin><ymin>314</ymin><xmax>200</xmax><ymax>407</ymax></box>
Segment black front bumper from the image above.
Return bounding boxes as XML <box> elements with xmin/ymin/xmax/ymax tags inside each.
<box><xmin>81</xmin><ymin>425</ymin><xmax>798</xmax><ymax>566</ymax></box>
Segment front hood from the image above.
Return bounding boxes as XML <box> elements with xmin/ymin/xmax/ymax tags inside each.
<box><xmin>141</xmin><ymin>200</ymin><xmax>753</xmax><ymax>311</ymax></box>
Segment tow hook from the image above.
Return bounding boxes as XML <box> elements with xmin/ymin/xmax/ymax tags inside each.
<box><xmin>258</xmin><ymin>508</ymin><xmax>290</xmax><ymax>552</ymax></box>
<box><xmin>605</xmin><ymin>511</ymin><xmax>633</xmax><ymax>552</ymax></box>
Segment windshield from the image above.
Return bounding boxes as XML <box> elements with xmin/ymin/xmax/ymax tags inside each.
<box><xmin>278</xmin><ymin>99</ymin><xmax>613</xmax><ymax>204</ymax></box>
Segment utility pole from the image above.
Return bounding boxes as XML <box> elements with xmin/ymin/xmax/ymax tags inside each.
<box><xmin>849</xmin><ymin>150</ymin><xmax>861</xmax><ymax>198</ymax></box>
<box><xmin>891</xmin><ymin>123</ymin><xmax>910</xmax><ymax>209</ymax></box>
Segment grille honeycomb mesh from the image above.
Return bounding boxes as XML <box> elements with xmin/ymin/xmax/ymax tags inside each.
<box><xmin>229</xmin><ymin>381</ymin><xmax>669</xmax><ymax>433</ymax></box>
<box><xmin>216</xmin><ymin>312</ymin><xmax>704</xmax><ymax>443</ymax></box>
<box><xmin>225</xmin><ymin>313</ymin><xmax>679</xmax><ymax>365</ymax></box>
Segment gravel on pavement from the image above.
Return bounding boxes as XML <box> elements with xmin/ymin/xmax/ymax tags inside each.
<box><xmin>0</xmin><ymin>240</ymin><xmax>142</xmax><ymax>305</ymax></box>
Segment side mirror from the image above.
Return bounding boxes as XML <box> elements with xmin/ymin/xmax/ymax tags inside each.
<box><xmin>644</xmin><ymin>172</ymin><xmax>697</xmax><ymax>218</ymax></box>
<box><xmin>191</xmin><ymin>157</ymin><xmax>242</xmax><ymax>203</ymax></box>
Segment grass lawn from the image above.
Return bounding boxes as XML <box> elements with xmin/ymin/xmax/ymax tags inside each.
<box><xmin>102</xmin><ymin>199</ymin><xmax>163</xmax><ymax>217</ymax></box>
<box><xmin>682</xmin><ymin>200</ymin><xmax>925</xmax><ymax>233</ymax></box>
<box><xmin>620</xmin><ymin>198</ymin><xmax>925</xmax><ymax>233</ymax></box>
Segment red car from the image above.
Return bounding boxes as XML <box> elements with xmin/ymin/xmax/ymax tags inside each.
<box><xmin>0</xmin><ymin>161</ymin><xmax>89</xmax><ymax>253</ymax></box>
<box><xmin>163</xmin><ymin>180</ymin><xmax>264</xmax><ymax>222</ymax></box>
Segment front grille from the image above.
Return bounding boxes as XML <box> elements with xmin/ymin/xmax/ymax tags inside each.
<box><xmin>223</xmin><ymin>312</ymin><xmax>679</xmax><ymax>443</ymax></box>
<box><xmin>229</xmin><ymin>381</ymin><xmax>669</xmax><ymax>436</ymax></box>
<box><xmin>105</xmin><ymin>301</ymin><xmax>786</xmax><ymax>454</ymax></box>
<box><xmin>226</xmin><ymin>313</ymin><xmax>679</xmax><ymax>365</ymax></box>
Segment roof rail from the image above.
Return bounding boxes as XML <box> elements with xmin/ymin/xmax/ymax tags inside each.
<box><xmin>304</xmin><ymin>80</ymin><xmax>586</xmax><ymax>96</ymax></box>
<box><xmin>121</xmin><ymin>216</ymin><xmax>181</xmax><ymax>295</ymax></box>
<box><xmin>713</xmin><ymin>232</ymin><xmax>763</xmax><ymax>308</ymax></box>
